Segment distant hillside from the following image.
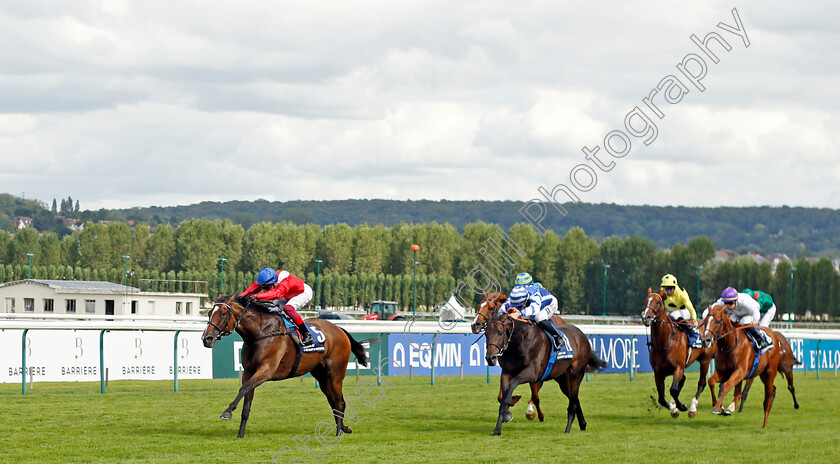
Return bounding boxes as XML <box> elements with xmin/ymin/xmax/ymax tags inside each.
<box><xmin>108</xmin><ymin>199</ymin><xmax>839</xmax><ymax>259</ymax></box>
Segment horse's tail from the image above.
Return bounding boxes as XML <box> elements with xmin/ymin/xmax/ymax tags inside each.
<box><xmin>341</xmin><ymin>328</ymin><xmax>369</xmax><ymax>367</ymax></box>
<box><xmin>586</xmin><ymin>352</ymin><xmax>608</xmax><ymax>372</ymax></box>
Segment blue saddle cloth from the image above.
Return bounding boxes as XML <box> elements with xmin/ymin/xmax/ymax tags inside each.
<box><xmin>745</xmin><ymin>330</ymin><xmax>773</xmax><ymax>378</ymax></box>
<box><xmin>280</xmin><ymin>314</ymin><xmax>326</xmax><ymax>353</ymax></box>
<box><xmin>538</xmin><ymin>330</ymin><xmax>574</xmax><ymax>382</ymax></box>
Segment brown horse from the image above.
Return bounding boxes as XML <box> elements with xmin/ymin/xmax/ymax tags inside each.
<box><xmin>701</xmin><ymin>304</ymin><xmax>780</xmax><ymax>427</ymax></box>
<box><xmin>484</xmin><ymin>312</ymin><xmax>606</xmax><ymax>435</ymax></box>
<box><xmin>738</xmin><ymin>331</ymin><xmax>800</xmax><ymax>412</ymax></box>
<box><xmin>641</xmin><ymin>290</ymin><xmax>715</xmax><ymax>418</ymax></box>
<box><xmin>201</xmin><ymin>295</ymin><xmax>368</xmax><ymax>438</ymax></box>
<box><xmin>470</xmin><ymin>292</ymin><xmax>566</xmax><ymax>421</ymax></box>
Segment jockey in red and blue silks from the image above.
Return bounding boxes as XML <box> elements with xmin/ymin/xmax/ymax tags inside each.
<box><xmin>497</xmin><ymin>284</ymin><xmax>564</xmax><ymax>349</ymax></box>
<box><xmin>241</xmin><ymin>268</ymin><xmax>314</xmax><ymax>347</ymax></box>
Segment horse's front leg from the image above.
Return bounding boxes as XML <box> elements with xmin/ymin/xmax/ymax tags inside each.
<box><xmin>654</xmin><ymin>370</ymin><xmax>669</xmax><ymax>410</ymax></box>
<box><xmin>237</xmin><ymin>389</ymin><xmax>255</xmax><ymax>438</ymax></box>
<box><xmin>712</xmin><ymin>369</ymin><xmax>745</xmax><ymax>415</ymax></box>
<box><xmin>669</xmin><ymin>366</ymin><xmax>688</xmax><ymax>416</ymax></box>
<box><xmin>221</xmin><ymin>366</ymin><xmax>270</xmax><ymax>421</ymax></box>
<box><xmin>493</xmin><ymin>370</ymin><xmax>534</xmax><ymax>435</ymax></box>
<box><xmin>738</xmin><ymin>378</ymin><xmax>754</xmax><ymax>413</ymax></box>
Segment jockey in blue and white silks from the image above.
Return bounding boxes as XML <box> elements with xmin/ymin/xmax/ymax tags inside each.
<box><xmin>497</xmin><ymin>284</ymin><xmax>564</xmax><ymax>349</ymax></box>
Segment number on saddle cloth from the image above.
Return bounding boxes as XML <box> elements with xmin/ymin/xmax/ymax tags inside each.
<box><xmin>537</xmin><ymin>328</ymin><xmax>573</xmax><ymax>382</ymax></box>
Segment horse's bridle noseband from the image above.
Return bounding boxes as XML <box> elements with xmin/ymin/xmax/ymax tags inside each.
<box><xmin>208</xmin><ymin>301</ymin><xmax>249</xmax><ymax>340</ymax></box>
<box><xmin>485</xmin><ymin>318</ymin><xmax>515</xmax><ymax>357</ymax></box>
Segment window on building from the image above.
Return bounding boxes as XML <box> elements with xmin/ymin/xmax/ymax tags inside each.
<box><xmin>85</xmin><ymin>300</ymin><xmax>96</xmax><ymax>314</ymax></box>
<box><xmin>5</xmin><ymin>298</ymin><xmax>15</xmax><ymax>313</ymax></box>
<box><xmin>175</xmin><ymin>302</ymin><xmax>182</xmax><ymax>315</ymax></box>
<box><xmin>66</xmin><ymin>299</ymin><xmax>76</xmax><ymax>313</ymax></box>
<box><xmin>186</xmin><ymin>302</ymin><xmax>192</xmax><ymax>315</ymax></box>
<box><xmin>131</xmin><ymin>300</ymin><xmax>138</xmax><ymax>315</ymax></box>
<box><xmin>44</xmin><ymin>299</ymin><xmax>54</xmax><ymax>312</ymax></box>
<box><xmin>24</xmin><ymin>298</ymin><xmax>35</xmax><ymax>312</ymax></box>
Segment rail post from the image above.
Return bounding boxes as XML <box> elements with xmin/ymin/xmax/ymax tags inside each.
<box><xmin>21</xmin><ymin>328</ymin><xmax>29</xmax><ymax>395</ymax></box>
<box><xmin>99</xmin><ymin>329</ymin><xmax>107</xmax><ymax>394</ymax></box>
<box><xmin>173</xmin><ymin>330</ymin><xmax>181</xmax><ymax>392</ymax></box>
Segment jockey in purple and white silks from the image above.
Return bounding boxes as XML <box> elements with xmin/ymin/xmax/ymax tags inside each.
<box><xmin>497</xmin><ymin>284</ymin><xmax>564</xmax><ymax>349</ymax></box>
<box><xmin>710</xmin><ymin>286</ymin><xmax>771</xmax><ymax>353</ymax></box>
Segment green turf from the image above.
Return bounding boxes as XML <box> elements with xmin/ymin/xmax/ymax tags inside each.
<box><xmin>2</xmin><ymin>372</ymin><xmax>838</xmax><ymax>463</ymax></box>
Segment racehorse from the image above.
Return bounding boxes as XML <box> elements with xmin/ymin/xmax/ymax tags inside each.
<box><xmin>201</xmin><ymin>295</ymin><xmax>369</xmax><ymax>438</ymax></box>
<box><xmin>470</xmin><ymin>292</ymin><xmax>567</xmax><ymax>421</ymax></box>
<box><xmin>641</xmin><ymin>289</ymin><xmax>715</xmax><ymax>418</ymax></box>
<box><xmin>484</xmin><ymin>312</ymin><xmax>606</xmax><ymax>435</ymax></box>
<box><xmin>739</xmin><ymin>331</ymin><xmax>800</xmax><ymax>412</ymax></box>
<box><xmin>701</xmin><ymin>304</ymin><xmax>780</xmax><ymax>427</ymax></box>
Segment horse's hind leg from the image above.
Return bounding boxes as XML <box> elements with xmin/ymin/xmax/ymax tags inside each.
<box><xmin>690</xmin><ymin>359</ymin><xmax>710</xmax><ymax>418</ymax></box>
<box><xmin>783</xmin><ymin>369</ymin><xmax>799</xmax><ymax>409</ymax></box>
<box><xmin>669</xmin><ymin>367</ymin><xmax>688</xmax><ymax>415</ymax></box>
<box><xmin>312</xmin><ymin>366</ymin><xmax>351</xmax><ymax>435</ymax></box>
<box><xmin>739</xmin><ymin>378</ymin><xmax>754</xmax><ymax>413</ymax></box>
<box><xmin>528</xmin><ymin>382</ymin><xmax>545</xmax><ymax>422</ymax></box>
<box><xmin>237</xmin><ymin>389</ymin><xmax>254</xmax><ymax>439</ymax></box>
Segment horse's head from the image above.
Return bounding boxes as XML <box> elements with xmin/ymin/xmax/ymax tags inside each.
<box><xmin>202</xmin><ymin>295</ymin><xmax>247</xmax><ymax>348</ymax></box>
<box><xmin>484</xmin><ymin>312</ymin><xmax>514</xmax><ymax>366</ymax></box>
<box><xmin>640</xmin><ymin>288</ymin><xmax>666</xmax><ymax>327</ymax></box>
<box><xmin>471</xmin><ymin>292</ymin><xmax>507</xmax><ymax>334</ymax></box>
<box><xmin>701</xmin><ymin>304</ymin><xmax>729</xmax><ymax>348</ymax></box>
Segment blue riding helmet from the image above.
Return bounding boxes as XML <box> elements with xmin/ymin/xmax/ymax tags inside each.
<box><xmin>257</xmin><ymin>268</ymin><xmax>278</xmax><ymax>286</ymax></box>
<box><xmin>508</xmin><ymin>286</ymin><xmax>529</xmax><ymax>307</ymax></box>
<box><xmin>514</xmin><ymin>272</ymin><xmax>533</xmax><ymax>286</ymax></box>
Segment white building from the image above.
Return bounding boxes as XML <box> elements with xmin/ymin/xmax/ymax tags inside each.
<box><xmin>0</xmin><ymin>280</ymin><xmax>204</xmax><ymax>317</ymax></box>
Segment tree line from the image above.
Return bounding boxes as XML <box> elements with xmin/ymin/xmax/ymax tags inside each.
<box><xmin>1</xmin><ymin>218</ymin><xmax>838</xmax><ymax>318</ymax></box>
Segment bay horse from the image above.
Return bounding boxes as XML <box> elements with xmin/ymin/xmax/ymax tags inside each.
<box><xmin>738</xmin><ymin>331</ymin><xmax>800</xmax><ymax>412</ymax></box>
<box><xmin>201</xmin><ymin>295</ymin><xmax>369</xmax><ymax>438</ymax></box>
<box><xmin>641</xmin><ymin>289</ymin><xmax>715</xmax><ymax>418</ymax></box>
<box><xmin>470</xmin><ymin>292</ymin><xmax>567</xmax><ymax>422</ymax></box>
<box><xmin>701</xmin><ymin>304</ymin><xmax>780</xmax><ymax>427</ymax></box>
<box><xmin>484</xmin><ymin>312</ymin><xmax>606</xmax><ymax>435</ymax></box>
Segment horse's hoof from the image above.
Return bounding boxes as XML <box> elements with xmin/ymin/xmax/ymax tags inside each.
<box><xmin>220</xmin><ymin>411</ymin><xmax>232</xmax><ymax>420</ymax></box>
<box><xmin>525</xmin><ymin>410</ymin><xmax>536</xmax><ymax>421</ymax></box>
<box><xmin>503</xmin><ymin>412</ymin><xmax>513</xmax><ymax>423</ymax></box>
<box><xmin>721</xmin><ymin>409</ymin><xmax>732</xmax><ymax>416</ymax></box>
<box><xmin>670</xmin><ymin>409</ymin><xmax>680</xmax><ymax>418</ymax></box>
<box><xmin>341</xmin><ymin>425</ymin><xmax>353</xmax><ymax>434</ymax></box>
<box><xmin>712</xmin><ymin>408</ymin><xmax>722</xmax><ymax>415</ymax></box>
<box><xmin>492</xmin><ymin>430</ymin><xmax>502</xmax><ymax>436</ymax></box>
<box><xmin>677</xmin><ymin>403</ymin><xmax>688</xmax><ymax>412</ymax></box>
<box><xmin>688</xmin><ymin>411</ymin><xmax>698</xmax><ymax>418</ymax></box>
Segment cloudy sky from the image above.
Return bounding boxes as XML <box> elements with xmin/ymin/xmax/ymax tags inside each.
<box><xmin>1</xmin><ymin>1</ymin><xmax>838</xmax><ymax>211</ymax></box>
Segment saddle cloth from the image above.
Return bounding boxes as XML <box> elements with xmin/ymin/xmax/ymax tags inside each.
<box><xmin>279</xmin><ymin>313</ymin><xmax>326</xmax><ymax>353</ymax></box>
<box><xmin>538</xmin><ymin>329</ymin><xmax>573</xmax><ymax>382</ymax></box>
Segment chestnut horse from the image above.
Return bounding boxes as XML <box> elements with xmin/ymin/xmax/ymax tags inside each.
<box><xmin>202</xmin><ymin>295</ymin><xmax>368</xmax><ymax>438</ymax></box>
<box><xmin>484</xmin><ymin>312</ymin><xmax>606</xmax><ymax>435</ymax></box>
<box><xmin>701</xmin><ymin>304</ymin><xmax>780</xmax><ymax>427</ymax></box>
<box><xmin>470</xmin><ymin>292</ymin><xmax>566</xmax><ymax>421</ymax></box>
<box><xmin>641</xmin><ymin>290</ymin><xmax>715</xmax><ymax>418</ymax></box>
<box><xmin>739</xmin><ymin>331</ymin><xmax>800</xmax><ymax>412</ymax></box>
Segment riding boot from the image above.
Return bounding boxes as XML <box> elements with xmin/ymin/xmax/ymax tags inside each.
<box><xmin>748</xmin><ymin>327</ymin><xmax>768</xmax><ymax>352</ymax></box>
<box><xmin>688</xmin><ymin>325</ymin><xmax>702</xmax><ymax>348</ymax></box>
<box><xmin>297</xmin><ymin>323</ymin><xmax>314</xmax><ymax>347</ymax></box>
<box><xmin>537</xmin><ymin>320</ymin><xmax>565</xmax><ymax>350</ymax></box>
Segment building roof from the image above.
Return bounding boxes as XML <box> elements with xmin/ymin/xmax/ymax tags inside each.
<box><xmin>0</xmin><ymin>279</ymin><xmax>140</xmax><ymax>293</ymax></box>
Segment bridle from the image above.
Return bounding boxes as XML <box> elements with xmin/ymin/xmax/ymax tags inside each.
<box><xmin>207</xmin><ymin>301</ymin><xmax>249</xmax><ymax>340</ymax></box>
<box><xmin>641</xmin><ymin>293</ymin><xmax>673</xmax><ymax>329</ymax></box>
<box><xmin>485</xmin><ymin>317</ymin><xmax>515</xmax><ymax>358</ymax></box>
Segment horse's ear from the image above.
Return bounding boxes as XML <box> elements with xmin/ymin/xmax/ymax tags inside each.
<box><xmin>647</xmin><ymin>287</ymin><xmax>652</xmax><ymax>295</ymax></box>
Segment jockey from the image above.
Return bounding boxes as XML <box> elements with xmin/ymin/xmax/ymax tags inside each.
<box><xmin>660</xmin><ymin>274</ymin><xmax>702</xmax><ymax>348</ymax></box>
<box><xmin>241</xmin><ymin>268</ymin><xmax>315</xmax><ymax>347</ymax></box>
<box><xmin>712</xmin><ymin>287</ymin><xmax>771</xmax><ymax>353</ymax></box>
<box><xmin>741</xmin><ymin>288</ymin><xmax>777</xmax><ymax>327</ymax></box>
<box><xmin>497</xmin><ymin>285</ymin><xmax>564</xmax><ymax>349</ymax></box>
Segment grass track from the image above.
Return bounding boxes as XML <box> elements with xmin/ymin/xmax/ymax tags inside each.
<box><xmin>2</xmin><ymin>373</ymin><xmax>839</xmax><ymax>463</ymax></box>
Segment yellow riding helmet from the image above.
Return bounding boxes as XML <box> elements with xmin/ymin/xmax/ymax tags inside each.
<box><xmin>660</xmin><ymin>274</ymin><xmax>678</xmax><ymax>287</ymax></box>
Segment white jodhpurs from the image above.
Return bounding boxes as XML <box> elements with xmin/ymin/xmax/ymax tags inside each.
<box><xmin>669</xmin><ymin>309</ymin><xmax>691</xmax><ymax>321</ymax></box>
<box><xmin>758</xmin><ymin>305</ymin><xmax>776</xmax><ymax>327</ymax></box>
<box><xmin>533</xmin><ymin>297</ymin><xmax>558</xmax><ymax>323</ymax></box>
<box><xmin>274</xmin><ymin>283</ymin><xmax>314</xmax><ymax>310</ymax></box>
